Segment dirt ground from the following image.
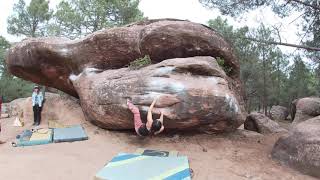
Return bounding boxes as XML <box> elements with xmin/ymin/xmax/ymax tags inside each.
<box><xmin>0</xmin><ymin>117</ymin><xmax>316</xmax><ymax>180</ymax></box>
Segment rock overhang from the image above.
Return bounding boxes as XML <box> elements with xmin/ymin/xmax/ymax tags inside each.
<box><xmin>6</xmin><ymin>19</ymin><xmax>246</xmax><ymax>133</ymax></box>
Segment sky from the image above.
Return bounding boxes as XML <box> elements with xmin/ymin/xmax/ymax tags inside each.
<box><xmin>0</xmin><ymin>0</ymin><xmax>303</xmax><ymax>54</ymax></box>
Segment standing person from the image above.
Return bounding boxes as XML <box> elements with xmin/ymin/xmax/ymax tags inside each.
<box><xmin>32</xmin><ymin>86</ymin><xmax>43</xmax><ymax>126</ymax></box>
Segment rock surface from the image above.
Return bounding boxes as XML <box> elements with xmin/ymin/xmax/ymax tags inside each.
<box><xmin>72</xmin><ymin>56</ymin><xmax>245</xmax><ymax>132</ymax></box>
<box><xmin>270</xmin><ymin>105</ymin><xmax>289</xmax><ymax>121</ymax></box>
<box><xmin>6</xmin><ymin>19</ymin><xmax>246</xmax><ymax>132</ymax></box>
<box><xmin>6</xmin><ymin>19</ymin><xmax>239</xmax><ymax>97</ymax></box>
<box><xmin>272</xmin><ymin>116</ymin><xmax>320</xmax><ymax>178</ymax></box>
<box><xmin>244</xmin><ymin>112</ymin><xmax>287</xmax><ymax>134</ymax></box>
<box><xmin>291</xmin><ymin>97</ymin><xmax>320</xmax><ymax>124</ymax></box>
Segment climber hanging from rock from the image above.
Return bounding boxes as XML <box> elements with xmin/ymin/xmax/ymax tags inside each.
<box><xmin>127</xmin><ymin>98</ymin><xmax>164</xmax><ymax>136</ymax></box>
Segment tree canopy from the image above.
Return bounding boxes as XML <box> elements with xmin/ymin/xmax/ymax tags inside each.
<box><xmin>208</xmin><ymin>16</ymin><xmax>317</xmax><ymax>113</ymax></box>
<box><xmin>50</xmin><ymin>0</ymin><xmax>144</xmax><ymax>39</ymax></box>
<box><xmin>7</xmin><ymin>0</ymin><xmax>52</xmax><ymax>37</ymax></box>
<box><xmin>200</xmin><ymin>0</ymin><xmax>320</xmax><ymax>51</ymax></box>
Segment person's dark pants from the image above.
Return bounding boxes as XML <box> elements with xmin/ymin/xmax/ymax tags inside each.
<box><xmin>33</xmin><ymin>105</ymin><xmax>42</xmax><ymax>125</ymax></box>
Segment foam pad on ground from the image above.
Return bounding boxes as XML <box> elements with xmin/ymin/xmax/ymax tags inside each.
<box><xmin>94</xmin><ymin>153</ymin><xmax>191</xmax><ymax>180</ymax></box>
<box><xmin>14</xmin><ymin>129</ymin><xmax>53</xmax><ymax>147</ymax></box>
<box><xmin>53</xmin><ymin>125</ymin><xmax>88</xmax><ymax>143</ymax></box>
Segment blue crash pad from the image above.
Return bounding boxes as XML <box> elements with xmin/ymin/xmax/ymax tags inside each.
<box><xmin>13</xmin><ymin>129</ymin><xmax>53</xmax><ymax>147</ymax></box>
<box><xmin>53</xmin><ymin>125</ymin><xmax>88</xmax><ymax>143</ymax></box>
<box><xmin>94</xmin><ymin>153</ymin><xmax>191</xmax><ymax>180</ymax></box>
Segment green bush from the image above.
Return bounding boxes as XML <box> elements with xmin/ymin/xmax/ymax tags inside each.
<box><xmin>0</xmin><ymin>76</ymin><xmax>34</xmax><ymax>102</ymax></box>
<box><xmin>216</xmin><ymin>57</ymin><xmax>232</xmax><ymax>75</ymax></box>
<box><xmin>129</xmin><ymin>55</ymin><xmax>152</xmax><ymax>70</ymax></box>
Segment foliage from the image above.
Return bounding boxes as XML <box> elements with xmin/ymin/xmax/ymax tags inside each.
<box><xmin>129</xmin><ymin>55</ymin><xmax>152</xmax><ymax>70</ymax></box>
<box><xmin>7</xmin><ymin>0</ymin><xmax>52</xmax><ymax>37</ymax></box>
<box><xmin>50</xmin><ymin>0</ymin><xmax>144</xmax><ymax>39</ymax></box>
<box><xmin>199</xmin><ymin>0</ymin><xmax>318</xmax><ymax>18</ymax></box>
<box><xmin>0</xmin><ymin>76</ymin><xmax>34</xmax><ymax>103</ymax></box>
<box><xmin>200</xmin><ymin>0</ymin><xmax>320</xmax><ymax>58</ymax></box>
<box><xmin>216</xmin><ymin>57</ymin><xmax>232</xmax><ymax>75</ymax></box>
<box><xmin>0</xmin><ymin>36</ymin><xmax>34</xmax><ymax>102</ymax></box>
<box><xmin>208</xmin><ymin>17</ymin><xmax>318</xmax><ymax>113</ymax></box>
<box><xmin>286</xmin><ymin>56</ymin><xmax>314</xmax><ymax>101</ymax></box>
<box><xmin>0</xmin><ymin>36</ymin><xmax>10</xmax><ymax>77</ymax></box>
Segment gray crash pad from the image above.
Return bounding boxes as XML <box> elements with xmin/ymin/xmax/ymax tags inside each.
<box><xmin>53</xmin><ymin>125</ymin><xmax>88</xmax><ymax>143</ymax></box>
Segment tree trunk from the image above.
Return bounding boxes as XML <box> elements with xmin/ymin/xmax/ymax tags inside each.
<box><xmin>262</xmin><ymin>47</ymin><xmax>268</xmax><ymax>115</ymax></box>
<box><xmin>277</xmin><ymin>58</ymin><xmax>281</xmax><ymax>105</ymax></box>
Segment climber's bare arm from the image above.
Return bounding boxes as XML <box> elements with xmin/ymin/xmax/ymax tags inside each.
<box><xmin>159</xmin><ymin>111</ymin><xmax>164</xmax><ymax>123</ymax></box>
<box><xmin>147</xmin><ymin>98</ymin><xmax>157</xmax><ymax>125</ymax></box>
<box><xmin>154</xmin><ymin>112</ymin><xmax>164</xmax><ymax>135</ymax></box>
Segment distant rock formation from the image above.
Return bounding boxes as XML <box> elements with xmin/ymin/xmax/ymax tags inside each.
<box><xmin>244</xmin><ymin>112</ymin><xmax>287</xmax><ymax>134</ymax></box>
<box><xmin>270</xmin><ymin>105</ymin><xmax>289</xmax><ymax>121</ymax></box>
<box><xmin>291</xmin><ymin>97</ymin><xmax>320</xmax><ymax>124</ymax></box>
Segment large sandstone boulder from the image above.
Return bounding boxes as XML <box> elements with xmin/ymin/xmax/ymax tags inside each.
<box><xmin>6</xmin><ymin>19</ymin><xmax>240</xmax><ymax>97</ymax></box>
<box><xmin>291</xmin><ymin>97</ymin><xmax>320</xmax><ymax>124</ymax></box>
<box><xmin>270</xmin><ymin>105</ymin><xmax>289</xmax><ymax>121</ymax></box>
<box><xmin>72</xmin><ymin>56</ymin><xmax>245</xmax><ymax>132</ymax></box>
<box><xmin>272</xmin><ymin>116</ymin><xmax>320</xmax><ymax>178</ymax></box>
<box><xmin>244</xmin><ymin>112</ymin><xmax>287</xmax><ymax>134</ymax></box>
<box><xmin>7</xmin><ymin>93</ymin><xmax>85</xmax><ymax>126</ymax></box>
<box><xmin>6</xmin><ymin>19</ymin><xmax>246</xmax><ymax>133</ymax></box>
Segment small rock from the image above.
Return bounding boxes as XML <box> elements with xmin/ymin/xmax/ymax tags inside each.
<box><xmin>291</xmin><ymin>97</ymin><xmax>320</xmax><ymax>124</ymax></box>
<box><xmin>244</xmin><ymin>112</ymin><xmax>287</xmax><ymax>134</ymax></box>
<box><xmin>270</xmin><ymin>105</ymin><xmax>289</xmax><ymax>121</ymax></box>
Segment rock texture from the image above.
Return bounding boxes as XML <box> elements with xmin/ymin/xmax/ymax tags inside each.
<box><xmin>7</xmin><ymin>93</ymin><xmax>85</xmax><ymax>126</ymax></box>
<box><xmin>6</xmin><ymin>19</ymin><xmax>246</xmax><ymax>132</ymax></box>
<box><xmin>291</xmin><ymin>97</ymin><xmax>320</xmax><ymax>124</ymax></box>
<box><xmin>6</xmin><ymin>19</ymin><xmax>239</xmax><ymax>97</ymax></box>
<box><xmin>244</xmin><ymin>112</ymin><xmax>287</xmax><ymax>134</ymax></box>
<box><xmin>270</xmin><ymin>105</ymin><xmax>289</xmax><ymax>121</ymax></box>
<box><xmin>272</xmin><ymin>116</ymin><xmax>320</xmax><ymax>178</ymax></box>
<box><xmin>1</xmin><ymin>103</ymin><xmax>9</xmax><ymax>113</ymax></box>
<box><xmin>72</xmin><ymin>56</ymin><xmax>245</xmax><ymax>132</ymax></box>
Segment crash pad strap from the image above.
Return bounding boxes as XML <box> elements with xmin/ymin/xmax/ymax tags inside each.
<box><xmin>135</xmin><ymin>148</ymin><xmax>178</xmax><ymax>157</ymax></box>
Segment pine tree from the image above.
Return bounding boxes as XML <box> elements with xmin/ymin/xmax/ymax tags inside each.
<box><xmin>7</xmin><ymin>0</ymin><xmax>52</xmax><ymax>37</ymax></box>
<box><xmin>50</xmin><ymin>0</ymin><xmax>144</xmax><ymax>39</ymax></box>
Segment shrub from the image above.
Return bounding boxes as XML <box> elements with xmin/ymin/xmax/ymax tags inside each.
<box><xmin>0</xmin><ymin>76</ymin><xmax>34</xmax><ymax>102</ymax></box>
<box><xmin>129</xmin><ymin>55</ymin><xmax>152</xmax><ymax>70</ymax></box>
<box><xmin>216</xmin><ymin>57</ymin><xmax>232</xmax><ymax>75</ymax></box>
